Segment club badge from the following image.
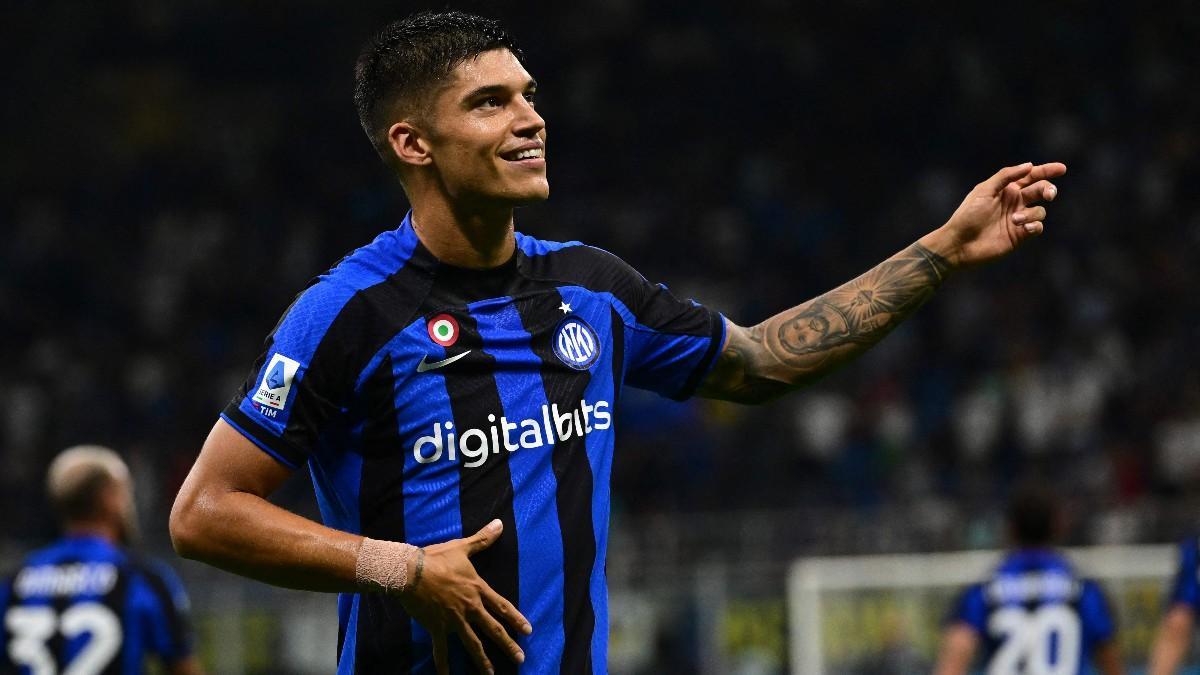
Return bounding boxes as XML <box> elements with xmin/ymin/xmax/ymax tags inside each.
<box><xmin>553</xmin><ymin>316</ymin><xmax>600</xmax><ymax>370</ymax></box>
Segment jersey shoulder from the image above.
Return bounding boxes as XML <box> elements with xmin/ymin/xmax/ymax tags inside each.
<box><xmin>514</xmin><ymin>230</ymin><xmax>585</xmax><ymax>258</ymax></box>
<box><xmin>21</xmin><ymin>537</ymin><xmax>127</xmax><ymax>567</ymax></box>
<box><xmin>284</xmin><ymin>224</ymin><xmax>423</xmax><ymax>325</ymax></box>
<box><xmin>515</xmin><ymin>231</ymin><xmax>657</xmax><ymax>300</ymax></box>
<box><xmin>1180</xmin><ymin>536</ymin><xmax>1200</xmax><ymax>565</ymax></box>
<box><xmin>949</xmin><ymin>582</ymin><xmax>989</xmax><ymax>630</ymax></box>
<box><xmin>264</xmin><ymin>221</ymin><xmax>432</xmax><ymax>369</ymax></box>
<box><xmin>125</xmin><ymin>555</ymin><xmax>187</xmax><ymax>596</ymax></box>
<box><xmin>324</xmin><ymin>224</ymin><xmax>422</xmax><ymax>289</ymax></box>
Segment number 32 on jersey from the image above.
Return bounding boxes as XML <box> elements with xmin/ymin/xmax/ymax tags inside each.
<box><xmin>6</xmin><ymin>603</ymin><xmax>122</xmax><ymax>675</ymax></box>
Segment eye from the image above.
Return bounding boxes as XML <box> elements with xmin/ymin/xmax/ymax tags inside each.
<box><xmin>478</xmin><ymin>96</ymin><xmax>501</xmax><ymax>109</ymax></box>
<box><xmin>523</xmin><ymin>92</ymin><xmax>537</xmax><ymax>107</ymax></box>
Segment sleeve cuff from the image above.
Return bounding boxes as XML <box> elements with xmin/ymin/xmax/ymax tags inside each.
<box><xmin>671</xmin><ymin>311</ymin><xmax>726</xmax><ymax>401</ymax></box>
<box><xmin>220</xmin><ymin>407</ymin><xmax>305</xmax><ymax>470</ymax></box>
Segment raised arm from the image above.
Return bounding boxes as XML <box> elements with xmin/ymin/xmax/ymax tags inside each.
<box><xmin>698</xmin><ymin>161</ymin><xmax>1066</xmax><ymax>404</ymax></box>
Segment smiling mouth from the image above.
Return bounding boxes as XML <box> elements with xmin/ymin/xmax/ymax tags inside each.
<box><xmin>501</xmin><ymin>147</ymin><xmax>545</xmax><ymax>162</ymax></box>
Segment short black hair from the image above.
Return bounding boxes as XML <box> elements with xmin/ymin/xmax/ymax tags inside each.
<box><xmin>1006</xmin><ymin>480</ymin><xmax>1059</xmax><ymax>548</ymax></box>
<box><xmin>354</xmin><ymin>11</ymin><xmax>522</xmax><ymax>160</ymax></box>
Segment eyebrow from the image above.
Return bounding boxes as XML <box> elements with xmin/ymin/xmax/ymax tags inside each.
<box><xmin>462</xmin><ymin>79</ymin><xmax>538</xmax><ymax>102</ymax></box>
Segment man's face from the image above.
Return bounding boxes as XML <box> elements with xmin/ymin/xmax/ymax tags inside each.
<box><xmin>420</xmin><ymin>49</ymin><xmax>548</xmax><ymax>205</ymax></box>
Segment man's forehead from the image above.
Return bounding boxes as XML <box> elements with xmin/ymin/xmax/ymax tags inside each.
<box><xmin>445</xmin><ymin>48</ymin><xmax>534</xmax><ymax>92</ymax></box>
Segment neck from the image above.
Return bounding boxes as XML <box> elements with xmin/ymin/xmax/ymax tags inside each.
<box><xmin>65</xmin><ymin>520</ymin><xmax>119</xmax><ymax>544</ymax></box>
<box><xmin>410</xmin><ymin>197</ymin><xmax>517</xmax><ymax>269</ymax></box>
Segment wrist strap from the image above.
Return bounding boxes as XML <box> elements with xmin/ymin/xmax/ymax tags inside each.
<box><xmin>356</xmin><ymin>537</ymin><xmax>421</xmax><ymax>594</ymax></box>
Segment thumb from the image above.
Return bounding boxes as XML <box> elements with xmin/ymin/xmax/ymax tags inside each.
<box><xmin>982</xmin><ymin>162</ymin><xmax>1033</xmax><ymax>195</ymax></box>
<box><xmin>465</xmin><ymin>519</ymin><xmax>503</xmax><ymax>555</ymax></box>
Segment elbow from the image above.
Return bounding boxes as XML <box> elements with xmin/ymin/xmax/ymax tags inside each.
<box><xmin>169</xmin><ymin>486</ymin><xmax>207</xmax><ymax>561</ymax></box>
<box><xmin>731</xmin><ymin>374</ymin><xmax>806</xmax><ymax>406</ymax></box>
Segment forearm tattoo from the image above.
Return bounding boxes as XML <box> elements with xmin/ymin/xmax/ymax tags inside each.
<box><xmin>701</xmin><ymin>242</ymin><xmax>951</xmax><ymax>403</ymax></box>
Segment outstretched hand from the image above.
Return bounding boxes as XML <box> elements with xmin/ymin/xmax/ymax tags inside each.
<box><xmin>401</xmin><ymin>519</ymin><xmax>531</xmax><ymax>674</ymax></box>
<box><xmin>925</xmin><ymin>161</ymin><xmax>1067</xmax><ymax>268</ymax></box>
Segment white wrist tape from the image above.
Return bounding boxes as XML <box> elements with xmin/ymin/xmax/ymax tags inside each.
<box><xmin>356</xmin><ymin>537</ymin><xmax>422</xmax><ymax>593</ymax></box>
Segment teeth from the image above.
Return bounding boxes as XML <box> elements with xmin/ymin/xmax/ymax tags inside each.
<box><xmin>512</xmin><ymin>148</ymin><xmax>543</xmax><ymax>160</ymax></box>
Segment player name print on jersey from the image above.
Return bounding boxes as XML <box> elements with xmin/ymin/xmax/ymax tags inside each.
<box><xmin>986</xmin><ymin>570</ymin><xmax>1080</xmax><ymax>603</ymax></box>
<box><xmin>252</xmin><ymin>353</ymin><xmax>301</xmax><ymax>412</ymax></box>
<box><xmin>14</xmin><ymin>563</ymin><xmax>118</xmax><ymax>598</ymax></box>
<box><xmin>553</xmin><ymin>316</ymin><xmax>600</xmax><ymax>370</ymax></box>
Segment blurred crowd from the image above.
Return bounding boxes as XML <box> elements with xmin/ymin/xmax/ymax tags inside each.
<box><xmin>2</xmin><ymin>0</ymin><xmax>1198</xmax><ymax>561</ymax></box>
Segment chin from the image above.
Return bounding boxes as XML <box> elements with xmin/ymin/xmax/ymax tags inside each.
<box><xmin>505</xmin><ymin>180</ymin><xmax>550</xmax><ymax>205</ymax></box>
<box><xmin>515</xmin><ymin>188</ymin><xmax>550</xmax><ymax>205</ymax></box>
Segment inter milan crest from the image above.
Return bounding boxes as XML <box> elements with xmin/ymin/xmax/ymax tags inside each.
<box><xmin>427</xmin><ymin>314</ymin><xmax>459</xmax><ymax>347</ymax></box>
<box><xmin>553</xmin><ymin>316</ymin><xmax>600</xmax><ymax>370</ymax></box>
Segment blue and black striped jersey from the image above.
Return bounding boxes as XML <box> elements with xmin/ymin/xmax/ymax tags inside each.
<box><xmin>0</xmin><ymin>535</ymin><xmax>194</xmax><ymax>674</ymax></box>
<box><xmin>949</xmin><ymin>549</ymin><xmax>1116</xmax><ymax>674</ymax></box>
<box><xmin>221</xmin><ymin>213</ymin><xmax>725</xmax><ymax>674</ymax></box>
<box><xmin>1167</xmin><ymin>536</ymin><xmax>1200</xmax><ymax>610</ymax></box>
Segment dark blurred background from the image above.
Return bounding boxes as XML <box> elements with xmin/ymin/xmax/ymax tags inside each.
<box><xmin>1</xmin><ymin>1</ymin><xmax>1198</xmax><ymax>671</ymax></box>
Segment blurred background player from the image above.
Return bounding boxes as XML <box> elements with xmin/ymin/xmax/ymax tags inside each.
<box><xmin>1148</xmin><ymin>537</ymin><xmax>1200</xmax><ymax>674</ymax></box>
<box><xmin>934</xmin><ymin>483</ymin><xmax>1122</xmax><ymax>675</ymax></box>
<box><xmin>0</xmin><ymin>446</ymin><xmax>201</xmax><ymax>674</ymax></box>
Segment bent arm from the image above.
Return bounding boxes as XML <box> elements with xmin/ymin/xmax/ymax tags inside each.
<box><xmin>173</xmin><ymin>420</ymin><xmax>533</xmax><ymax>672</ymax></box>
<box><xmin>698</xmin><ymin>237</ymin><xmax>952</xmax><ymax>403</ymax></box>
<box><xmin>169</xmin><ymin>419</ymin><xmax>363</xmax><ymax>592</ymax></box>
<box><xmin>932</xmin><ymin>623</ymin><xmax>979</xmax><ymax>675</ymax></box>
<box><xmin>1150</xmin><ymin>605</ymin><xmax>1195</xmax><ymax>675</ymax></box>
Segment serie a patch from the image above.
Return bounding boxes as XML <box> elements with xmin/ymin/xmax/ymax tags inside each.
<box><xmin>253</xmin><ymin>353</ymin><xmax>302</xmax><ymax>411</ymax></box>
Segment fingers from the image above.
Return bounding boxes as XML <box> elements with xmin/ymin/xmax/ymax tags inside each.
<box><xmin>433</xmin><ymin>631</ymin><xmax>450</xmax><ymax>675</ymax></box>
<box><xmin>1011</xmin><ymin>206</ymin><xmax>1046</xmax><ymax>226</ymax></box>
<box><xmin>1014</xmin><ymin>162</ymin><xmax>1067</xmax><ymax>187</ymax></box>
<box><xmin>481</xmin><ymin>583</ymin><xmax>533</xmax><ymax>636</ymax></box>
<box><xmin>1019</xmin><ymin>180</ymin><xmax>1058</xmax><ymax>205</ymax></box>
<box><xmin>453</xmin><ymin>616</ymin><xmax>494</xmax><ymax>675</ymax></box>
<box><xmin>1018</xmin><ymin>221</ymin><xmax>1044</xmax><ymax>237</ymax></box>
<box><xmin>981</xmin><ymin>162</ymin><xmax>1033</xmax><ymax>195</ymax></box>
<box><xmin>471</xmin><ymin>605</ymin><xmax>526</xmax><ymax>665</ymax></box>
<box><xmin>465</xmin><ymin>519</ymin><xmax>504</xmax><ymax>556</ymax></box>
<box><xmin>982</xmin><ymin>161</ymin><xmax>1067</xmax><ymax>195</ymax></box>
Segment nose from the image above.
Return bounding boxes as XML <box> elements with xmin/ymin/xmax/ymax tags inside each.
<box><xmin>512</xmin><ymin>96</ymin><xmax>545</xmax><ymax>138</ymax></box>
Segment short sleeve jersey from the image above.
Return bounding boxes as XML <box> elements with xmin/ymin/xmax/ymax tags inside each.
<box><xmin>220</xmin><ymin>214</ymin><xmax>725</xmax><ymax>674</ymax></box>
<box><xmin>1167</xmin><ymin>536</ymin><xmax>1200</xmax><ymax>610</ymax></box>
<box><xmin>949</xmin><ymin>549</ymin><xmax>1116</xmax><ymax>675</ymax></box>
<box><xmin>0</xmin><ymin>535</ymin><xmax>194</xmax><ymax>674</ymax></box>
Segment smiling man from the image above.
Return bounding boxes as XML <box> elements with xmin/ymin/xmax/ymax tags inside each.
<box><xmin>169</xmin><ymin>11</ymin><xmax>1066</xmax><ymax>675</ymax></box>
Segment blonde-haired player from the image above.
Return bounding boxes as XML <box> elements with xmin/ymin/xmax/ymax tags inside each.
<box><xmin>1</xmin><ymin>446</ymin><xmax>202</xmax><ymax>674</ymax></box>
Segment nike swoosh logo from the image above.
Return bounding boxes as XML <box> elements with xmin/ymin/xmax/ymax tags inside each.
<box><xmin>416</xmin><ymin>351</ymin><xmax>472</xmax><ymax>373</ymax></box>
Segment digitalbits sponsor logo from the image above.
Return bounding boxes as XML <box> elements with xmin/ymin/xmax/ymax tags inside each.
<box><xmin>413</xmin><ymin>399</ymin><xmax>612</xmax><ymax>468</ymax></box>
<box><xmin>553</xmin><ymin>316</ymin><xmax>599</xmax><ymax>370</ymax></box>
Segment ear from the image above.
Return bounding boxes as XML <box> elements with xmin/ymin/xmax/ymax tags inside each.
<box><xmin>388</xmin><ymin>121</ymin><xmax>432</xmax><ymax>167</ymax></box>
